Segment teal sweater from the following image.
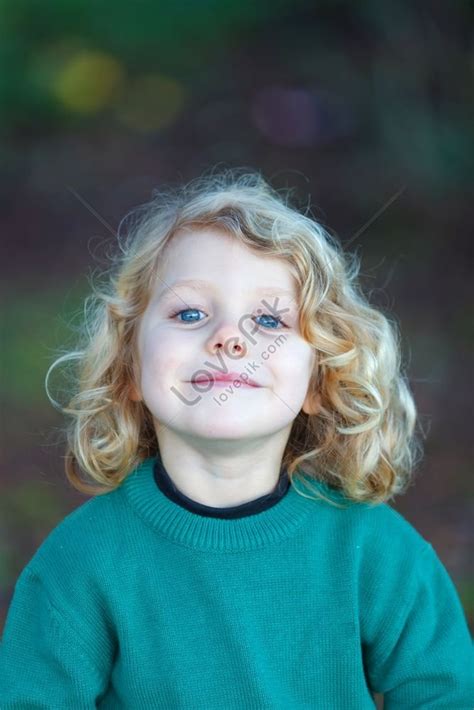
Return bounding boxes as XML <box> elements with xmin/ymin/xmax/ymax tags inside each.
<box><xmin>1</xmin><ymin>455</ymin><xmax>473</xmax><ymax>708</ymax></box>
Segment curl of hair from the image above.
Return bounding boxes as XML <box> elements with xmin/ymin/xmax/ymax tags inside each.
<box><xmin>46</xmin><ymin>166</ymin><xmax>425</xmax><ymax>505</ymax></box>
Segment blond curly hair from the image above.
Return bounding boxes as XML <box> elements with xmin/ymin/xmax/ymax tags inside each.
<box><xmin>46</xmin><ymin>166</ymin><xmax>424</xmax><ymax>506</ymax></box>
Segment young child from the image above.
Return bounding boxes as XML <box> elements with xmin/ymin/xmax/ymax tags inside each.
<box><xmin>1</xmin><ymin>167</ymin><xmax>472</xmax><ymax>708</ymax></box>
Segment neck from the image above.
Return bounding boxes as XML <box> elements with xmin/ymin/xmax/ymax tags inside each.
<box><xmin>155</xmin><ymin>427</ymin><xmax>292</xmax><ymax>508</ymax></box>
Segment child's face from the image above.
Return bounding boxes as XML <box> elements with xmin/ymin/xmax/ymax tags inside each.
<box><xmin>131</xmin><ymin>227</ymin><xmax>319</xmax><ymax>447</ymax></box>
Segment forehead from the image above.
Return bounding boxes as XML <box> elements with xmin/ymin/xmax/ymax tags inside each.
<box><xmin>157</xmin><ymin>227</ymin><xmax>297</xmax><ymax>290</ymax></box>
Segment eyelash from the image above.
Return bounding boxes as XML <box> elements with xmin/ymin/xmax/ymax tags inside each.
<box><xmin>169</xmin><ymin>308</ymin><xmax>289</xmax><ymax>330</ymax></box>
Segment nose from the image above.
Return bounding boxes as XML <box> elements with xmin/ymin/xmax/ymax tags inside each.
<box><xmin>205</xmin><ymin>323</ymin><xmax>247</xmax><ymax>358</ymax></box>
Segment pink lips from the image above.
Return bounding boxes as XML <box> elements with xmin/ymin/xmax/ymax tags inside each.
<box><xmin>189</xmin><ymin>372</ymin><xmax>261</xmax><ymax>387</ymax></box>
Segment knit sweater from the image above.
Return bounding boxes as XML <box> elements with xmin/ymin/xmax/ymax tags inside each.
<box><xmin>1</xmin><ymin>455</ymin><xmax>473</xmax><ymax>709</ymax></box>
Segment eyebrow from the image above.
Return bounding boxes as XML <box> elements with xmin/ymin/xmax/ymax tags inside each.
<box><xmin>156</xmin><ymin>278</ymin><xmax>297</xmax><ymax>303</ymax></box>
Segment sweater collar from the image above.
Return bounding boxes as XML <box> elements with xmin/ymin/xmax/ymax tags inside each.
<box><xmin>120</xmin><ymin>456</ymin><xmax>314</xmax><ymax>551</ymax></box>
<box><xmin>153</xmin><ymin>449</ymin><xmax>290</xmax><ymax>519</ymax></box>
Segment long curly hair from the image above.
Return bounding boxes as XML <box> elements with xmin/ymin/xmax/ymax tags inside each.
<box><xmin>46</xmin><ymin>166</ymin><xmax>424</xmax><ymax>506</ymax></box>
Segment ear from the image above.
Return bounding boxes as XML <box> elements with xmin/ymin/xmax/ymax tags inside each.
<box><xmin>302</xmin><ymin>350</ymin><xmax>320</xmax><ymax>416</ymax></box>
<box><xmin>302</xmin><ymin>390</ymin><xmax>321</xmax><ymax>416</ymax></box>
<box><xmin>128</xmin><ymin>356</ymin><xmax>142</xmax><ymax>402</ymax></box>
<box><xmin>128</xmin><ymin>379</ymin><xmax>142</xmax><ymax>402</ymax></box>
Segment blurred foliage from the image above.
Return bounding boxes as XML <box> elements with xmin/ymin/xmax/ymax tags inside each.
<box><xmin>0</xmin><ymin>0</ymin><xmax>472</xmax><ymax>192</ymax></box>
<box><xmin>0</xmin><ymin>0</ymin><xmax>303</xmax><ymax>132</ymax></box>
<box><xmin>1</xmin><ymin>279</ymin><xmax>88</xmax><ymax>407</ymax></box>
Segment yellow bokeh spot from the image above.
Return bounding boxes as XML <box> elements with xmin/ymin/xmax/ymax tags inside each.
<box><xmin>116</xmin><ymin>74</ymin><xmax>185</xmax><ymax>133</ymax></box>
<box><xmin>52</xmin><ymin>51</ymin><xmax>124</xmax><ymax>114</ymax></box>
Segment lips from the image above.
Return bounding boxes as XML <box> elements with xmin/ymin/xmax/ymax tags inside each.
<box><xmin>189</xmin><ymin>373</ymin><xmax>261</xmax><ymax>387</ymax></box>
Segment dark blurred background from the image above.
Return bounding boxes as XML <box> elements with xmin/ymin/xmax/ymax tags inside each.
<box><xmin>1</xmin><ymin>0</ymin><xmax>472</xmax><ymax>684</ymax></box>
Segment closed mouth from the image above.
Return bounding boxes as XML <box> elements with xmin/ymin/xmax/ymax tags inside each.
<box><xmin>189</xmin><ymin>376</ymin><xmax>260</xmax><ymax>387</ymax></box>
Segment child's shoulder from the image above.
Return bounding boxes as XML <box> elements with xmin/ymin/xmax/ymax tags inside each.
<box><xmin>21</xmin><ymin>482</ymin><xmax>128</xmax><ymax>580</ymax></box>
<box><xmin>356</xmin><ymin>498</ymin><xmax>433</xmax><ymax>563</ymax></box>
<box><xmin>308</xmin><ymin>476</ymin><xmax>433</xmax><ymax>562</ymax></box>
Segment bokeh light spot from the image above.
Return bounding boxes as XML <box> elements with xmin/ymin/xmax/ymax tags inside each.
<box><xmin>52</xmin><ymin>50</ymin><xmax>125</xmax><ymax>114</ymax></box>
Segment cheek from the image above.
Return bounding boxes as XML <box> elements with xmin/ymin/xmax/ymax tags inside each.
<box><xmin>276</xmin><ymin>337</ymin><xmax>313</xmax><ymax>370</ymax></box>
<box><xmin>140</xmin><ymin>333</ymin><xmax>185</xmax><ymax>383</ymax></box>
<box><xmin>273</xmin><ymin>340</ymin><xmax>315</xmax><ymax>390</ymax></box>
<box><xmin>141</xmin><ymin>336</ymin><xmax>173</xmax><ymax>385</ymax></box>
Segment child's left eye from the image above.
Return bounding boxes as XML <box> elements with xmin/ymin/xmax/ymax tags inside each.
<box><xmin>170</xmin><ymin>309</ymin><xmax>287</xmax><ymax>329</ymax></box>
<box><xmin>254</xmin><ymin>313</ymin><xmax>287</xmax><ymax>329</ymax></box>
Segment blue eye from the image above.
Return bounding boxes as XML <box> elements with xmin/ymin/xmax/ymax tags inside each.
<box><xmin>170</xmin><ymin>309</ymin><xmax>287</xmax><ymax>329</ymax></box>
<box><xmin>254</xmin><ymin>313</ymin><xmax>286</xmax><ymax>329</ymax></box>
<box><xmin>171</xmin><ymin>308</ymin><xmax>206</xmax><ymax>323</ymax></box>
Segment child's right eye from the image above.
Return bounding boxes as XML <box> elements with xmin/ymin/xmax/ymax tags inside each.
<box><xmin>170</xmin><ymin>308</ymin><xmax>206</xmax><ymax>323</ymax></box>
